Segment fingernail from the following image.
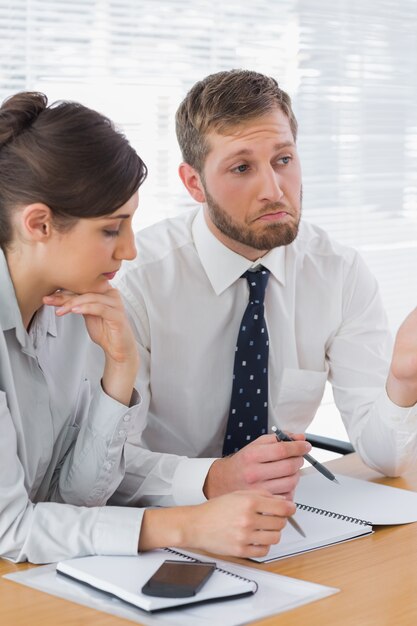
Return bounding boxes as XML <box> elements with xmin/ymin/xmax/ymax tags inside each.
<box><xmin>56</xmin><ymin>307</ymin><xmax>65</xmax><ymax>315</ymax></box>
<box><xmin>71</xmin><ymin>307</ymin><xmax>81</xmax><ymax>313</ymax></box>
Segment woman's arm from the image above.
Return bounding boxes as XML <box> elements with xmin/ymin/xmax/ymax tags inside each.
<box><xmin>0</xmin><ymin>389</ymin><xmax>142</xmax><ymax>563</ymax></box>
<box><xmin>41</xmin><ymin>287</ymin><xmax>143</xmax><ymax>507</ymax></box>
<box><xmin>43</xmin><ymin>286</ymin><xmax>139</xmax><ymax>406</ymax></box>
<box><xmin>139</xmin><ymin>491</ymin><xmax>295</xmax><ymax>559</ymax></box>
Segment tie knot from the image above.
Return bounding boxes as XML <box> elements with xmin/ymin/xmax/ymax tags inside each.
<box><xmin>243</xmin><ymin>267</ymin><xmax>270</xmax><ymax>305</ymax></box>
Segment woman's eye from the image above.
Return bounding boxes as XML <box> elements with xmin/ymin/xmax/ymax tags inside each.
<box><xmin>103</xmin><ymin>230</ymin><xmax>120</xmax><ymax>238</ymax></box>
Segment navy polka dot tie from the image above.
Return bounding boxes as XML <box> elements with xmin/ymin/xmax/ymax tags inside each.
<box><xmin>223</xmin><ymin>267</ymin><xmax>270</xmax><ymax>456</ymax></box>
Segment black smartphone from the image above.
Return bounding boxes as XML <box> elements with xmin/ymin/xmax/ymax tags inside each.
<box><xmin>141</xmin><ymin>559</ymin><xmax>216</xmax><ymax>598</ymax></box>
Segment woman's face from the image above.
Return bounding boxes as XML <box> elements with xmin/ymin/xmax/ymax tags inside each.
<box><xmin>46</xmin><ymin>192</ymin><xmax>138</xmax><ymax>294</ymax></box>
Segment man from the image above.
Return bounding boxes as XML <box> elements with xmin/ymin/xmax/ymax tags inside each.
<box><xmin>112</xmin><ymin>69</ymin><xmax>417</xmax><ymax>508</ymax></box>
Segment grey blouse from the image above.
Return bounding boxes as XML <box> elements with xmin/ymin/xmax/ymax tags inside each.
<box><xmin>0</xmin><ymin>250</ymin><xmax>145</xmax><ymax>563</ymax></box>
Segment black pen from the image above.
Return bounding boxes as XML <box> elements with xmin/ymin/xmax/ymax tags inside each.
<box><xmin>271</xmin><ymin>426</ymin><xmax>340</xmax><ymax>484</ymax></box>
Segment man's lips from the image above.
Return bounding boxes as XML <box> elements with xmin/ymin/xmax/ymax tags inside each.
<box><xmin>255</xmin><ymin>210</ymin><xmax>291</xmax><ymax>222</ymax></box>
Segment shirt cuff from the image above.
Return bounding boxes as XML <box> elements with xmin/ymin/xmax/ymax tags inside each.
<box><xmin>172</xmin><ymin>458</ymin><xmax>218</xmax><ymax>505</ymax></box>
<box><xmin>93</xmin><ymin>506</ymin><xmax>144</xmax><ymax>555</ymax></box>
<box><xmin>378</xmin><ymin>389</ymin><xmax>417</xmax><ymax>428</ymax></box>
<box><xmin>91</xmin><ymin>386</ymin><xmax>144</xmax><ymax>439</ymax></box>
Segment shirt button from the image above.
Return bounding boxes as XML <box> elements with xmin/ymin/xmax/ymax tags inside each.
<box><xmin>123</xmin><ymin>415</ymin><xmax>131</xmax><ymax>422</ymax></box>
<box><xmin>118</xmin><ymin>429</ymin><xmax>126</xmax><ymax>437</ymax></box>
<box><xmin>104</xmin><ymin>461</ymin><xmax>112</xmax><ymax>471</ymax></box>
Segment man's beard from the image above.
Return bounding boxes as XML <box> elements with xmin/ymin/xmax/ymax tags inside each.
<box><xmin>203</xmin><ymin>186</ymin><xmax>302</xmax><ymax>251</ymax></box>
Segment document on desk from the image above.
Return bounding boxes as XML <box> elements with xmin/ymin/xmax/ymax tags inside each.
<box><xmin>55</xmin><ymin>549</ymin><xmax>257</xmax><ymax>612</ymax></box>
<box><xmin>254</xmin><ymin>472</ymin><xmax>417</xmax><ymax>563</ymax></box>
<box><xmin>4</xmin><ymin>549</ymin><xmax>338</xmax><ymax>626</ymax></box>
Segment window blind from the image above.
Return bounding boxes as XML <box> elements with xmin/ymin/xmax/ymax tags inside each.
<box><xmin>0</xmin><ymin>0</ymin><xmax>416</xmax><ymax>334</ymax></box>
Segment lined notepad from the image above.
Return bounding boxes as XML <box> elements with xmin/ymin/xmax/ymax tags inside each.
<box><xmin>254</xmin><ymin>472</ymin><xmax>417</xmax><ymax>563</ymax></box>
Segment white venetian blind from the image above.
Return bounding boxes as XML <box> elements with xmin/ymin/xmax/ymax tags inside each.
<box><xmin>0</xmin><ymin>0</ymin><xmax>416</xmax><ymax>335</ymax></box>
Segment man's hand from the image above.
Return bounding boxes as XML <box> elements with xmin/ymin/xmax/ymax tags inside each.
<box><xmin>203</xmin><ymin>433</ymin><xmax>311</xmax><ymax>500</ymax></box>
<box><xmin>387</xmin><ymin>306</ymin><xmax>417</xmax><ymax>407</ymax></box>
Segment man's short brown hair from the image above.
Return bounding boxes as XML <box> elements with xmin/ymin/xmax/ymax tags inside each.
<box><xmin>175</xmin><ymin>69</ymin><xmax>298</xmax><ymax>173</ymax></box>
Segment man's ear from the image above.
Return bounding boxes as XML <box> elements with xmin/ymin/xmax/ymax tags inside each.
<box><xmin>178</xmin><ymin>163</ymin><xmax>206</xmax><ymax>203</ymax></box>
<box><xmin>21</xmin><ymin>203</ymin><xmax>53</xmax><ymax>241</ymax></box>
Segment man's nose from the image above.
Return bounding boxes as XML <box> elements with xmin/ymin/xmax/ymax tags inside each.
<box><xmin>257</xmin><ymin>166</ymin><xmax>284</xmax><ymax>204</ymax></box>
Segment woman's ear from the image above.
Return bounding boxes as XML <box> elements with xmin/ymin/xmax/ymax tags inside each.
<box><xmin>20</xmin><ymin>204</ymin><xmax>53</xmax><ymax>241</ymax></box>
<box><xmin>178</xmin><ymin>163</ymin><xmax>206</xmax><ymax>203</ymax></box>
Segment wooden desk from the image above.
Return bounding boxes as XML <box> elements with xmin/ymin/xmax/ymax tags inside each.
<box><xmin>2</xmin><ymin>454</ymin><xmax>417</xmax><ymax>625</ymax></box>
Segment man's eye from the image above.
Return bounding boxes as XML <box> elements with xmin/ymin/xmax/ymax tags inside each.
<box><xmin>103</xmin><ymin>230</ymin><xmax>120</xmax><ymax>237</ymax></box>
<box><xmin>232</xmin><ymin>164</ymin><xmax>248</xmax><ymax>174</ymax></box>
<box><xmin>279</xmin><ymin>156</ymin><xmax>291</xmax><ymax>165</ymax></box>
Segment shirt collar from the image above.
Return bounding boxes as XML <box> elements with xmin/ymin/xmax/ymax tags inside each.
<box><xmin>192</xmin><ymin>209</ymin><xmax>286</xmax><ymax>295</ymax></box>
<box><xmin>0</xmin><ymin>249</ymin><xmax>57</xmax><ymax>348</ymax></box>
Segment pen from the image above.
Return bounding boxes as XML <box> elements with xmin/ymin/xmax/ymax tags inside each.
<box><xmin>287</xmin><ymin>515</ymin><xmax>306</xmax><ymax>538</ymax></box>
<box><xmin>271</xmin><ymin>426</ymin><xmax>340</xmax><ymax>484</ymax></box>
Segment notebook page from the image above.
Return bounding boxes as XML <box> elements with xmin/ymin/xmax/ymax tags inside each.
<box><xmin>296</xmin><ymin>473</ymin><xmax>417</xmax><ymax>525</ymax></box>
<box><xmin>252</xmin><ymin>505</ymin><xmax>372</xmax><ymax>562</ymax></box>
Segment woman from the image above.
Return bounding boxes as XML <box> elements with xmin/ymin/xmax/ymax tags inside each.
<box><xmin>0</xmin><ymin>91</ymin><xmax>294</xmax><ymax>564</ymax></box>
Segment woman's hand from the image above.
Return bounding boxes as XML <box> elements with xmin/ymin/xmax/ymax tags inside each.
<box><xmin>184</xmin><ymin>491</ymin><xmax>295</xmax><ymax>558</ymax></box>
<box><xmin>139</xmin><ymin>491</ymin><xmax>296</xmax><ymax>559</ymax></box>
<box><xmin>43</xmin><ymin>287</ymin><xmax>139</xmax><ymax>405</ymax></box>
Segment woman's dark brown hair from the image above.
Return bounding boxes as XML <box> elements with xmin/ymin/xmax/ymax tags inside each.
<box><xmin>0</xmin><ymin>92</ymin><xmax>147</xmax><ymax>250</ymax></box>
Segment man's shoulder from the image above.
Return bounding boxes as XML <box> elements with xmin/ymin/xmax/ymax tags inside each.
<box><xmin>114</xmin><ymin>208</ymin><xmax>200</xmax><ymax>309</ymax></box>
<box><xmin>294</xmin><ymin>220</ymin><xmax>358</xmax><ymax>263</ymax></box>
<box><xmin>129</xmin><ymin>208</ymin><xmax>198</xmax><ymax>270</ymax></box>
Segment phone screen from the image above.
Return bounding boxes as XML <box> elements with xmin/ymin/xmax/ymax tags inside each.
<box><xmin>142</xmin><ymin>559</ymin><xmax>216</xmax><ymax>598</ymax></box>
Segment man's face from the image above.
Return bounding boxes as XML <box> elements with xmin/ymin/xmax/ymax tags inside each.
<box><xmin>199</xmin><ymin>108</ymin><xmax>302</xmax><ymax>260</ymax></box>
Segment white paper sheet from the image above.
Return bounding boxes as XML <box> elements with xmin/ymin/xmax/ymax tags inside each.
<box><xmin>296</xmin><ymin>473</ymin><xmax>417</xmax><ymax>525</ymax></box>
<box><xmin>4</xmin><ymin>553</ymin><xmax>338</xmax><ymax>626</ymax></box>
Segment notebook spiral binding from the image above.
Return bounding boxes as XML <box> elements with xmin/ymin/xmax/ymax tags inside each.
<box><xmin>296</xmin><ymin>503</ymin><xmax>372</xmax><ymax>527</ymax></box>
<box><xmin>164</xmin><ymin>547</ymin><xmax>258</xmax><ymax>592</ymax></box>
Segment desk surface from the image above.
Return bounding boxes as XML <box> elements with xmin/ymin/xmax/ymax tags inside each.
<box><xmin>2</xmin><ymin>454</ymin><xmax>417</xmax><ymax>626</ymax></box>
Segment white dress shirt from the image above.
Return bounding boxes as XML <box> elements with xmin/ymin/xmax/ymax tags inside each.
<box><xmin>112</xmin><ymin>208</ymin><xmax>417</xmax><ymax>508</ymax></box>
<box><xmin>0</xmin><ymin>250</ymin><xmax>145</xmax><ymax>563</ymax></box>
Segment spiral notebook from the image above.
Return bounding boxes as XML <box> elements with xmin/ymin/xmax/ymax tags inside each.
<box><xmin>254</xmin><ymin>472</ymin><xmax>417</xmax><ymax>563</ymax></box>
<box><xmin>56</xmin><ymin>548</ymin><xmax>257</xmax><ymax>612</ymax></box>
